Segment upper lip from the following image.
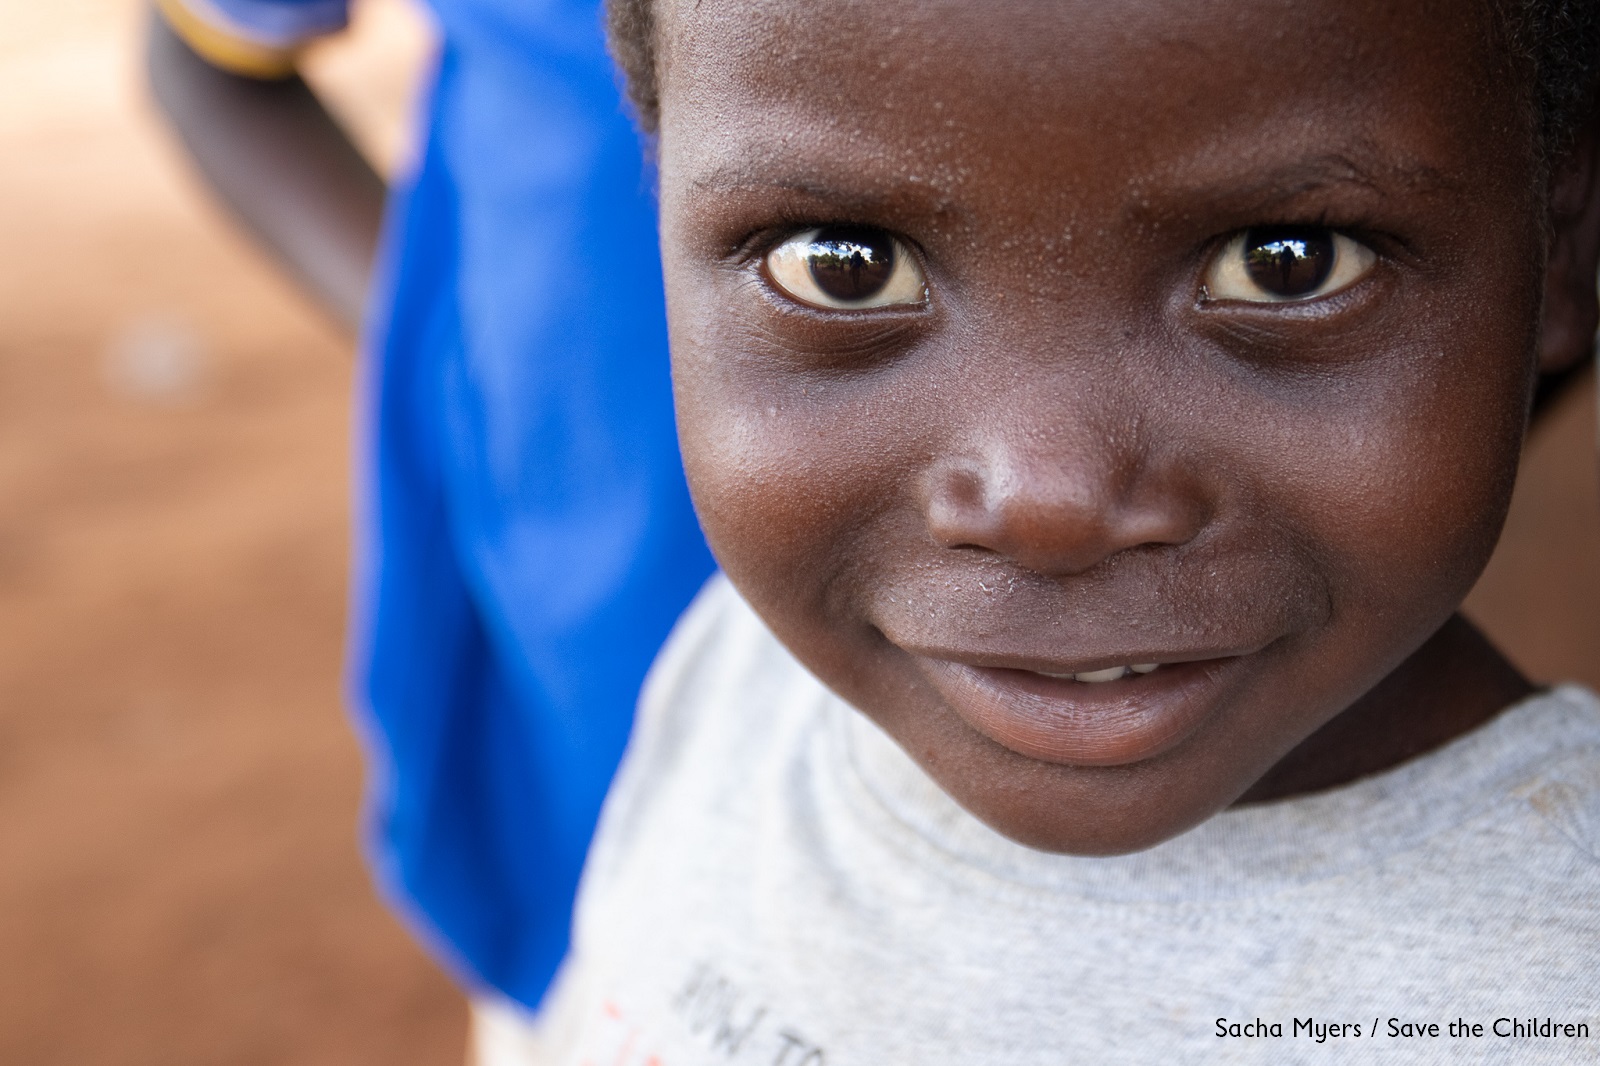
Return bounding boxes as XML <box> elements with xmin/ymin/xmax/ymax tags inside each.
<box><xmin>870</xmin><ymin>556</ymin><xmax>1319</xmax><ymax>679</ymax></box>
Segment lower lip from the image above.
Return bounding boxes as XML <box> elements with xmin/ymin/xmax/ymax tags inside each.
<box><xmin>919</xmin><ymin>657</ymin><xmax>1243</xmax><ymax>766</ymax></box>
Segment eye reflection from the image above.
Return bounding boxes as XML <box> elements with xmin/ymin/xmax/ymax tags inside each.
<box><xmin>1245</xmin><ymin>229</ymin><xmax>1332</xmax><ymax>295</ymax></box>
<box><xmin>765</xmin><ymin>226</ymin><xmax>927</xmax><ymax>309</ymax></box>
<box><xmin>1205</xmin><ymin>226</ymin><xmax>1375</xmax><ymax>304</ymax></box>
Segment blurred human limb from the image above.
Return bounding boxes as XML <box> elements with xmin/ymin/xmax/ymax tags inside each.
<box><xmin>145</xmin><ymin>5</ymin><xmax>385</xmax><ymax>333</ymax></box>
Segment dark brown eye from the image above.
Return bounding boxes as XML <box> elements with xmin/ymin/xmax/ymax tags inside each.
<box><xmin>765</xmin><ymin>226</ymin><xmax>927</xmax><ymax>309</ymax></box>
<box><xmin>1203</xmin><ymin>227</ymin><xmax>1375</xmax><ymax>304</ymax></box>
<box><xmin>1242</xmin><ymin>227</ymin><xmax>1334</xmax><ymax>298</ymax></box>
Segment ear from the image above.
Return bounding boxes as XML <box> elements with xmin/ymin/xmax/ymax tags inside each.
<box><xmin>1539</xmin><ymin>114</ymin><xmax>1600</xmax><ymax>374</ymax></box>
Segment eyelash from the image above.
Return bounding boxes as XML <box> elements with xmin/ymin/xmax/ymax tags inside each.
<box><xmin>729</xmin><ymin>215</ymin><xmax>855</xmax><ymax>266</ymax></box>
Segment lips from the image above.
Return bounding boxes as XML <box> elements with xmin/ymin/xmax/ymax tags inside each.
<box><xmin>916</xmin><ymin>653</ymin><xmax>1249</xmax><ymax>766</ymax></box>
<box><xmin>868</xmin><ymin>554</ymin><xmax>1316</xmax><ymax>768</ymax></box>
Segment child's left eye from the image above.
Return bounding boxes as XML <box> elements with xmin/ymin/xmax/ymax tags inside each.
<box><xmin>764</xmin><ymin>226</ymin><xmax>927</xmax><ymax>310</ymax></box>
<box><xmin>1203</xmin><ymin>227</ymin><xmax>1376</xmax><ymax>304</ymax></box>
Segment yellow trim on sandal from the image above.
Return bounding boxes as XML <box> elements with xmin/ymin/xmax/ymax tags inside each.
<box><xmin>155</xmin><ymin>0</ymin><xmax>301</xmax><ymax>80</ymax></box>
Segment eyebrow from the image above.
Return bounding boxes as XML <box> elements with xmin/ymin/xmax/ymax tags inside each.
<box><xmin>693</xmin><ymin>143</ymin><xmax>1457</xmax><ymax>192</ymax></box>
<box><xmin>688</xmin><ymin>166</ymin><xmax>954</xmax><ymax>218</ymax></box>
<box><xmin>682</xmin><ymin>139</ymin><xmax>1466</xmax><ymax>238</ymax></box>
<box><xmin>1152</xmin><ymin>148</ymin><xmax>1464</xmax><ymax>218</ymax></box>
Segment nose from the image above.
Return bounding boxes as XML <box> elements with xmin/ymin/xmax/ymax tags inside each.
<box><xmin>921</xmin><ymin>409</ymin><xmax>1208</xmax><ymax>576</ymax></box>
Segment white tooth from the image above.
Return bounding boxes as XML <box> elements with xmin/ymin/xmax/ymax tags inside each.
<box><xmin>1072</xmin><ymin>665</ymin><xmax>1130</xmax><ymax>683</ymax></box>
<box><xmin>1037</xmin><ymin>670</ymin><xmax>1077</xmax><ymax>679</ymax></box>
<box><xmin>1130</xmin><ymin>663</ymin><xmax>1160</xmax><ymax>674</ymax></box>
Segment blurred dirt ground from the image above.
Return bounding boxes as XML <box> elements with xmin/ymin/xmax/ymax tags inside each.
<box><xmin>0</xmin><ymin>1</ymin><xmax>465</xmax><ymax>1063</ymax></box>
<box><xmin>0</xmin><ymin>1</ymin><xmax>1597</xmax><ymax>1064</ymax></box>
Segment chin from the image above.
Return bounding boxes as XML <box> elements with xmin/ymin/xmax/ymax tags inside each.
<box><xmin>912</xmin><ymin>727</ymin><xmax>1250</xmax><ymax>856</ymax></box>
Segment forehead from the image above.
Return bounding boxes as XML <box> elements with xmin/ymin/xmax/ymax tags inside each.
<box><xmin>654</xmin><ymin>0</ymin><xmax>1524</xmax><ymax>227</ymax></box>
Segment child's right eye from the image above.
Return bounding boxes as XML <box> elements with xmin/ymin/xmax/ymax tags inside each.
<box><xmin>1203</xmin><ymin>226</ymin><xmax>1376</xmax><ymax>304</ymax></box>
<box><xmin>764</xmin><ymin>226</ymin><xmax>927</xmax><ymax>310</ymax></box>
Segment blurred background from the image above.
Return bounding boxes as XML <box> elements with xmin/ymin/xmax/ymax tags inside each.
<box><xmin>0</xmin><ymin>0</ymin><xmax>466</xmax><ymax>1062</ymax></box>
<box><xmin>0</xmin><ymin>1</ymin><xmax>1596</xmax><ymax>1063</ymax></box>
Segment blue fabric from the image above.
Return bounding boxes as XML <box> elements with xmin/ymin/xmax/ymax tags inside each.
<box><xmin>335</xmin><ymin>1</ymin><xmax>714</xmax><ymax>1009</ymax></box>
<box><xmin>194</xmin><ymin>0</ymin><xmax>348</xmax><ymax>44</ymax></box>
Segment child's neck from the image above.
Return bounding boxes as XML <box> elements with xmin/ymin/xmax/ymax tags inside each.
<box><xmin>1235</xmin><ymin>614</ymin><xmax>1533</xmax><ymax>804</ymax></box>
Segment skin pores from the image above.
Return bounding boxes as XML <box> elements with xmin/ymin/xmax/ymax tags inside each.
<box><xmin>652</xmin><ymin>0</ymin><xmax>1599</xmax><ymax>853</ymax></box>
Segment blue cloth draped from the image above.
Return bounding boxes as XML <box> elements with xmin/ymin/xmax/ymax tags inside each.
<box><xmin>207</xmin><ymin>0</ymin><xmax>715</xmax><ymax>1008</ymax></box>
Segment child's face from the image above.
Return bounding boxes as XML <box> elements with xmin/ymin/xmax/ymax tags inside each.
<box><xmin>654</xmin><ymin>0</ymin><xmax>1596</xmax><ymax>851</ymax></box>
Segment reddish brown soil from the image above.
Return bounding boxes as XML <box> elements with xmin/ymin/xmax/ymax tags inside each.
<box><xmin>0</xmin><ymin>2</ymin><xmax>464</xmax><ymax>1062</ymax></box>
<box><xmin>0</xmin><ymin>2</ymin><xmax>1595</xmax><ymax>1064</ymax></box>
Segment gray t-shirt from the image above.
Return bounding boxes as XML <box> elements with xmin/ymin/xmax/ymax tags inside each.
<box><xmin>523</xmin><ymin>575</ymin><xmax>1600</xmax><ymax>1064</ymax></box>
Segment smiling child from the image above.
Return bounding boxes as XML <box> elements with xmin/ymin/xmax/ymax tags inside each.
<box><xmin>473</xmin><ymin>0</ymin><xmax>1600</xmax><ymax>1061</ymax></box>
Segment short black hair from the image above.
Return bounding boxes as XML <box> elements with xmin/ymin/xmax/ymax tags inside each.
<box><xmin>605</xmin><ymin>0</ymin><xmax>1600</xmax><ymax>164</ymax></box>
<box><xmin>606</xmin><ymin>0</ymin><xmax>660</xmax><ymax>135</ymax></box>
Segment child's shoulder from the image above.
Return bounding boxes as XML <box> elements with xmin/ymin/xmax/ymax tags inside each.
<box><xmin>1188</xmin><ymin>683</ymin><xmax>1600</xmax><ymax>886</ymax></box>
<box><xmin>578</xmin><ymin>573</ymin><xmax>835</xmax><ymax>882</ymax></box>
<box><xmin>636</xmin><ymin>572</ymin><xmax>814</xmax><ymax>731</ymax></box>
<box><xmin>1503</xmin><ymin>685</ymin><xmax>1600</xmax><ymax>864</ymax></box>
<box><xmin>628</xmin><ymin>572</ymin><xmax>830</xmax><ymax>780</ymax></box>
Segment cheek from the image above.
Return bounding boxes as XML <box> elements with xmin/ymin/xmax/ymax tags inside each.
<box><xmin>679</xmin><ymin>394</ymin><xmax>827</xmax><ymax>570</ymax></box>
<box><xmin>672</xmin><ymin>338</ymin><xmax>908</xmax><ymax>608</ymax></box>
<box><xmin>1251</xmin><ymin>333</ymin><xmax>1531</xmax><ymax>641</ymax></box>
